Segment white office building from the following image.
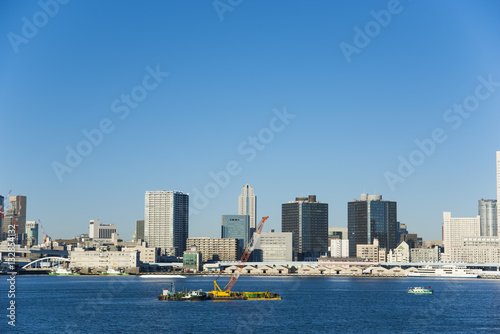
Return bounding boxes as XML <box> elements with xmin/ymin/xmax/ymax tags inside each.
<box><xmin>238</xmin><ymin>184</ymin><xmax>257</xmax><ymax>230</ymax></box>
<box><xmin>329</xmin><ymin>239</ymin><xmax>349</xmax><ymax>258</ymax></box>
<box><xmin>442</xmin><ymin>212</ymin><xmax>480</xmax><ymax>261</ymax></box>
<box><xmin>255</xmin><ymin>232</ymin><xmax>293</xmax><ymax>262</ymax></box>
<box><xmin>89</xmin><ymin>220</ymin><xmax>117</xmax><ymax>241</ymax></box>
<box><xmin>144</xmin><ymin>191</ymin><xmax>189</xmax><ymax>257</ymax></box>
<box><xmin>443</xmin><ymin>212</ymin><xmax>480</xmax><ymax>249</ymax></box>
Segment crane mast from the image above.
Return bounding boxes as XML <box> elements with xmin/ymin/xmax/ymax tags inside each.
<box><xmin>224</xmin><ymin>216</ymin><xmax>269</xmax><ymax>292</ymax></box>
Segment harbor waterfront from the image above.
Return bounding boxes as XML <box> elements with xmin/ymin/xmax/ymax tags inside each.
<box><xmin>2</xmin><ymin>275</ymin><xmax>500</xmax><ymax>333</ymax></box>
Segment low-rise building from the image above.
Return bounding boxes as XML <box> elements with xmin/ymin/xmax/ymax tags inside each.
<box><xmin>448</xmin><ymin>237</ymin><xmax>500</xmax><ymax>263</ymax></box>
<box><xmin>122</xmin><ymin>241</ymin><xmax>158</xmax><ymax>264</ymax></box>
<box><xmin>186</xmin><ymin>238</ymin><xmax>238</xmax><ymax>262</ymax></box>
<box><xmin>387</xmin><ymin>241</ymin><xmax>410</xmax><ymax>263</ymax></box>
<box><xmin>183</xmin><ymin>247</ymin><xmax>202</xmax><ymax>272</ymax></box>
<box><xmin>69</xmin><ymin>247</ymin><xmax>139</xmax><ymax>270</ymax></box>
<box><xmin>410</xmin><ymin>247</ymin><xmax>440</xmax><ymax>263</ymax></box>
<box><xmin>356</xmin><ymin>239</ymin><xmax>385</xmax><ymax>262</ymax></box>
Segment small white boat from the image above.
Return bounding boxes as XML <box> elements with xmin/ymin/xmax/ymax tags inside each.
<box><xmin>49</xmin><ymin>268</ymin><xmax>80</xmax><ymax>275</ymax></box>
<box><xmin>100</xmin><ymin>268</ymin><xmax>128</xmax><ymax>275</ymax></box>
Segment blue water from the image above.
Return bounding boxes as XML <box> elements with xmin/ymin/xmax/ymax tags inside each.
<box><xmin>1</xmin><ymin>275</ymin><xmax>500</xmax><ymax>333</ymax></box>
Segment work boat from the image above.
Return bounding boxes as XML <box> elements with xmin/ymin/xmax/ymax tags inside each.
<box><xmin>158</xmin><ymin>283</ymin><xmax>208</xmax><ymax>301</ymax></box>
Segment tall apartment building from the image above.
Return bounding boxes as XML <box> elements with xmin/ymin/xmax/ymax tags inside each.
<box><xmin>478</xmin><ymin>199</ymin><xmax>497</xmax><ymax>236</ymax></box>
<box><xmin>238</xmin><ymin>184</ymin><xmax>257</xmax><ymax>231</ymax></box>
<box><xmin>442</xmin><ymin>212</ymin><xmax>480</xmax><ymax>261</ymax></box>
<box><xmin>348</xmin><ymin>194</ymin><xmax>397</xmax><ymax>257</ymax></box>
<box><xmin>145</xmin><ymin>191</ymin><xmax>189</xmax><ymax>257</ymax></box>
<box><xmin>186</xmin><ymin>237</ymin><xmax>238</xmax><ymax>262</ymax></box>
<box><xmin>282</xmin><ymin>195</ymin><xmax>328</xmax><ymax>260</ymax></box>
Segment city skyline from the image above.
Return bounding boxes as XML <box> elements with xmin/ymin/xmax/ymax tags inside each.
<box><xmin>1</xmin><ymin>1</ymin><xmax>500</xmax><ymax>242</ymax></box>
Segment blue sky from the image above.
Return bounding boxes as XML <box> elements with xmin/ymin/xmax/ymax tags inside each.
<box><xmin>1</xmin><ymin>0</ymin><xmax>499</xmax><ymax>241</ymax></box>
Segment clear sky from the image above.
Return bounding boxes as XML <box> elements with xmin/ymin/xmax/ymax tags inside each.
<box><xmin>1</xmin><ymin>0</ymin><xmax>500</xmax><ymax>242</ymax></box>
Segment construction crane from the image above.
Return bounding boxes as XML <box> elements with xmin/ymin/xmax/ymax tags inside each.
<box><xmin>212</xmin><ymin>216</ymin><xmax>269</xmax><ymax>295</ymax></box>
<box><xmin>38</xmin><ymin>219</ymin><xmax>51</xmax><ymax>244</ymax></box>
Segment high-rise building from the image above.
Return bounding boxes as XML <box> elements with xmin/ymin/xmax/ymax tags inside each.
<box><xmin>221</xmin><ymin>215</ymin><xmax>249</xmax><ymax>250</ymax></box>
<box><xmin>497</xmin><ymin>151</ymin><xmax>500</xmax><ymax>234</ymax></box>
<box><xmin>282</xmin><ymin>195</ymin><xmax>328</xmax><ymax>260</ymax></box>
<box><xmin>328</xmin><ymin>227</ymin><xmax>348</xmax><ymax>240</ymax></box>
<box><xmin>328</xmin><ymin>227</ymin><xmax>349</xmax><ymax>258</ymax></box>
<box><xmin>89</xmin><ymin>219</ymin><xmax>99</xmax><ymax>239</ymax></box>
<box><xmin>329</xmin><ymin>239</ymin><xmax>349</xmax><ymax>258</ymax></box>
<box><xmin>26</xmin><ymin>221</ymin><xmax>39</xmax><ymax>246</ymax></box>
<box><xmin>442</xmin><ymin>211</ymin><xmax>480</xmax><ymax>261</ymax></box>
<box><xmin>238</xmin><ymin>184</ymin><xmax>257</xmax><ymax>231</ymax></box>
<box><xmin>401</xmin><ymin>233</ymin><xmax>422</xmax><ymax>249</ymax></box>
<box><xmin>478</xmin><ymin>199</ymin><xmax>497</xmax><ymax>236</ymax></box>
<box><xmin>1</xmin><ymin>196</ymin><xmax>27</xmax><ymax>245</ymax></box>
<box><xmin>89</xmin><ymin>220</ymin><xmax>117</xmax><ymax>240</ymax></box>
<box><xmin>254</xmin><ymin>231</ymin><xmax>293</xmax><ymax>262</ymax></box>
<box><xmin>144</xmin><ymin>191</ymin><xmax>189</xmax><ymax>257</ymax></box>
<box><xmin>98</xmin><ymin>224</ymin><xmax>117</xmax><ymax>239</ymax></box>
<box><xmin>347</xmin><ymin>194</ymin><xmax>397</xmax><ymax>257</ymax></box>
<box><xmin>134</xmin><ymin>220</ymin><xmax>145</xmax><ymax>241</ymax></box>
<box><xmin>397</xmin><ymin>222</ymin><xmax>408</xmax><ymax>243</ymax></box>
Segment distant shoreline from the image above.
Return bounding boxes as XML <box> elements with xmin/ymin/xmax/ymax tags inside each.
<box><xmin>10</xmin><ymin>271</ymin><xmax>500</xmax><ymax>279</ymax></box>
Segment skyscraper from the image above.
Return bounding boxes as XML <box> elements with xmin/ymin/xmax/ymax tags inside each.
<box><xmin>221</xmin><ymin>215</ymin><xmax>249</xmax><ymax>249</ymax></box>
<box><xmin>1</xmin><ymin>196</ymin><xmax>27</xmax><ymax>245</ymax></box>
<box><xmin>478</xmin><ymin>199</ymin><xmax>497</xmax><ymax>236</ymax></box>
<box><xmin>238</xmin><ymin>184</ymin><xmax>257</xmax><ymax>231</ymax></box>
<box><xmin>145</xmin><ymin>191</ymin><xmax>189</xmax><ymax>256</ymax></box>
<box><xmin>134</xmin><ymin>219</ymin><xmax>145</xmax><ymax>241</ymax></box>
<box><xmin>348</xmin><ymin>194</ymin><xmax>397</xmax><ymax>257</ymax></box>
<box><xmin>26</xmin><ymin>221</ymin><xmax>39</xmax><ymax>246</ymax></box>
<box><xmin>282</xmin><ymin>195</ymin><xmax>328</xmax><ymax>260</ymax></box>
